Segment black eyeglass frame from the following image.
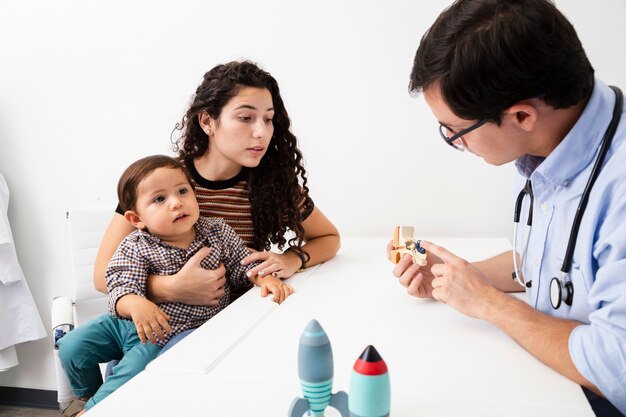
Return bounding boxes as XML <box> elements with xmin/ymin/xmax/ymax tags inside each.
<box><xmin>439</xmin><ymin>118</ymin><xmax>491</xmax><ymax>151</ymax></box>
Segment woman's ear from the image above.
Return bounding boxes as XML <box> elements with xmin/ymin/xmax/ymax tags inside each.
<box><xmin>198</xmin><ymin>111</ymin><xmax>215</xmax><ymax>136</ymax></box>
<box><xmin>506</xmin><ymin>100</ymin><xmax>540</xmax><ymax>132</ymax></box>
<box><xmin>124</xmin><ymin>211</ymin><xmax>145</xmax><ymax>229</ymax></box>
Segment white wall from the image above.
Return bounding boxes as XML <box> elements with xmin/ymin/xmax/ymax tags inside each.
<box><xmin>0</xmin><ymin>0</ymin><xmax>624</xmax><ymax>392</ymax></box>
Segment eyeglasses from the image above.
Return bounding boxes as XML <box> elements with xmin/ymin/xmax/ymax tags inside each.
<box><xmin>439</xmin><ymin>118</ymin><xmax>491</xmax><ymax>151</ymax></box>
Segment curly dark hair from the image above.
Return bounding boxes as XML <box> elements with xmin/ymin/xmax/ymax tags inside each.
<box><xmin>172</xmin><ymin>61</ymin><xmax>310</xmax><ymax>254</ymax></box>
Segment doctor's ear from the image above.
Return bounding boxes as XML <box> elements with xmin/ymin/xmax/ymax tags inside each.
<box><xmin>124</xmin><ymin>211</ymin><xmax>145</xmax><ymax>230</ymax></box>
<box><xmin>505</xmin><ymin>101</ymin><xmax>539</xmax><ymax>132</ymax></box>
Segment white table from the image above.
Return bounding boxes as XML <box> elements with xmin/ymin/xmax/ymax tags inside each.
<box><xmin>87</xmin><ymin>237</ymin><xmax>594</xmax><ymax>417</ymax></box>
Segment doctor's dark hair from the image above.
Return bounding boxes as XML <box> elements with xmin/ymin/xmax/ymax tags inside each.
<box><xmin>409</xmin><ymin>0</ymin><xmax>595</xmax><ymax>123</ymax></box>
<box><xmin>117</xmin><ymin>155</ymin><xmax>189</xmax><ymax>213</ymax></box>
<box><xmin>171</xmin><ymin>61</ymin><xmax>311</xmax><ymax>252</ymax></box>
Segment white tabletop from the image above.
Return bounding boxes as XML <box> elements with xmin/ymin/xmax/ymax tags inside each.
<box><xmin>88</xmin><ymin>237</ymin><xmax>594</xmax><ymax>417</ymax></box>
<box><xmin>146</xmin><ymin>264</ymin><xmax>320</xmax><ymax>374</ymax></box>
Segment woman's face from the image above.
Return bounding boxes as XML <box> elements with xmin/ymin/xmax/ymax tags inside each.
<box><xmin>204</xmin><ymin>87</ymin><xmax>275</xmax><ymax>173</ymax></box>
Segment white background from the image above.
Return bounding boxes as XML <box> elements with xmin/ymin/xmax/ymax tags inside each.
<box><xmin>0</xmin><ymin>0</ymin><xmax>625</xmax><ymax>393</ymax></box>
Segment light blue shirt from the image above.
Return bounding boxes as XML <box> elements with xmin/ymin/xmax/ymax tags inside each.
<box><xmin>514</xmin><ymin>78</ymin><xmax>626</xmax><ymax>413</ymax></box>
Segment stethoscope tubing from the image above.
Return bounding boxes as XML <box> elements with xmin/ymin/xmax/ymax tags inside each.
<box><xmin>512</xmin><ymin>86</ymin><xmax>623</xmax><ymax>305</ymax></box>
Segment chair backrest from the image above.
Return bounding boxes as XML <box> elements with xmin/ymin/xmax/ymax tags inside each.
<box><xmin>67</xmin><ymin>207</ymin><xmax>114</xmax><ymax>326</ymax></box>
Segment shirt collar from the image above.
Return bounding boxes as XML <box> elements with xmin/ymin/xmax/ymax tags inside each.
<box><xmin>135</xmin><ymin>217</ymin><xmax>212</xmax><ymax>248</ymax></box>
<box><xmin>515</xmin><ymin>78</ymin><xmax>616</xmax><ymax>186</ymax></box>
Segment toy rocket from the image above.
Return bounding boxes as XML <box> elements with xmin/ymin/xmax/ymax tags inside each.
<box><xmin>390</xmin><ymin>225</ymin><xmax>427</xmax><ymax>266</ymax></box>
<box><xmin>288</xmin><ymin>319</ymin><xmax>349</xmax><ymax>417</ymax></box>
<box><xmin>349</xmin><ymin>345</ymin><xmax>391</xmax><ymax>417</ymax></box>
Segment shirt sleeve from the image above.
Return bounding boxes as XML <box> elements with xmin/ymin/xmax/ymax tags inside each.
<box><xmin>105</xmin><ymin>237</ymin><xmax>150</xmax><ymax>318</ymax></box>
<box><xmin>568</xmin><ymin>182</ymin><xmax>626</xmax><ymax>414</ymax></box>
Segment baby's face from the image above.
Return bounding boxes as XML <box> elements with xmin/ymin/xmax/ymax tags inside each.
<box><xmin>134</xmin><ymin>167</ymin><xmax>199</xmax><ymax>244</ymax></box>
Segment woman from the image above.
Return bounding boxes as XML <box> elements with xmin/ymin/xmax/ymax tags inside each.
<box><xmin>94</xmin><ymin>60</ymin><xmax>340</xmax><ymax>310</ymax></box>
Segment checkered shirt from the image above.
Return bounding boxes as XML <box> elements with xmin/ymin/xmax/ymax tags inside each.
<box><xmin>105</xmin><ymin>216</ymin><xmax>257</xmax><ymax>346</ymax></box>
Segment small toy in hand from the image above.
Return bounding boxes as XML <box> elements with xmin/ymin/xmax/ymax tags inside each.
<box><xmin>390</xmin><ymin>225</ymin><xmax>427</xmax><ymax>266</ymax></box>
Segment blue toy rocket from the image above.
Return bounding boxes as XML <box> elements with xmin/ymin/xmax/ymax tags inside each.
<box><xmin>349</xmin><ymin>345</ymin><xmax>391</xmax><ymax>417</ymax></box>
<box><xmin>288</xmin><ymin>319</ymin><xmax>349</xmax><ymax>417</ymax></box>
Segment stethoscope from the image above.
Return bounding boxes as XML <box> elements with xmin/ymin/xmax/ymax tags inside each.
<box><xmin>512</xmin><ymin>85</ymin><xmax>623</xmax><ymax>309</ymax></box>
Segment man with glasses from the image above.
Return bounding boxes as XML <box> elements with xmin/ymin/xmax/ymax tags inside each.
<box><xmin>389</xmin><ymin>1</ymin><xmax>626</xmax><ymax>415</ymax></box>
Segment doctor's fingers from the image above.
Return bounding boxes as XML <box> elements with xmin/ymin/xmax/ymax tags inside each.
<box><xmin>406</xmin><ymin>272</ymin><xmax>430</xmax><ymax>298</ymax></box>
<box><xmin>419</xmin><ymin>241</ymin><xmax>462</xmax><ymax>264</ymax></box>
<box><xmin>398</xmin><ymin>262</ymin><xmax>422</xmax><ymax>288</ymax></box>
<box><xmin>430</xmin><ymin>262</ymin><xmax>456</xmax><ymax>279</ymax></box>
<box><xmin>430</xmin><ymin>276</ymin><xmax>452</xmax><ymax>303</ymax></box>
<box><xmin>393</xmin><ymin>254</ymin><xmax>417</xmax><ymax>279</ymax></box>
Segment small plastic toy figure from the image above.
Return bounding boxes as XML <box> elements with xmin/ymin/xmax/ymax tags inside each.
<box><xmin>389</xmin><ymin>226</ymin><xmax>427</xmax><ymax>266</ymax></box>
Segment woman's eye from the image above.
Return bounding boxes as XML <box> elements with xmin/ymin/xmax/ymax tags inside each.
<box><xmin>264</xmin><ymin>118</ymin><xmax>273</xmax><ymax>124</ymax></box>
<box><xmin>239</xmin><ymin>116</ymin><xmax>252</xmax><ymax>122</ymax></box>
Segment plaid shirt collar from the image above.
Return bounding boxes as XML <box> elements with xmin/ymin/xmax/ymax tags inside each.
<box><xmin>134</xmin><ymin>216</ymin><xmax>213</xmax><ymax>251</ymax></box>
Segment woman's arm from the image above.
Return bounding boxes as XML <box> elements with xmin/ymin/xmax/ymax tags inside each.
<box><xmin>94</xmin><ymin>213</ymin><xmax>227</xmax><ymax>306</ymax></box>
<box><xmin>299</xmin><ymin>206</ymin><xmax>341</xmax><ymax>267</ymax></box>
<box><xmin>242</xmin><ymin>206</ymin><xmax>341</xmax><ymax>279</ymax></box>
<box><xmin>93</xmin><ymin>213</ymin><xmax>135</xmax><ymax>293</ymax></box>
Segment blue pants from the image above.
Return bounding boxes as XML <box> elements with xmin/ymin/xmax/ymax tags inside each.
<box><xmin>57</xmin><ymin>314</ymin><xmax>161</xmax><ymax>411</ymax></box>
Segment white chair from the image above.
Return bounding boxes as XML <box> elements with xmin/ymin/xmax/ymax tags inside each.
<box><xmin>52</xmin><ymin>207</ymin><xmax>113</xmax><ymax>410</ymax></box>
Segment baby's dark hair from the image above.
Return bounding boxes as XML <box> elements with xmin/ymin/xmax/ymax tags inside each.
<box><xmin>117</xmin><ymin>155</ymin><xmax>188</xmax><ymax>213</ymax></box>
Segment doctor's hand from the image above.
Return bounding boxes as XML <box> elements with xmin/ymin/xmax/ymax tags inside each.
<box><xmin>387</xmin><ymin>240</ymin><xmax>444</xmax><ymax>298</ymax></box>
<box><xmin>421</xmin><ymin>241</ymin><xmax>498</xmax><ymax>319</ymax></box>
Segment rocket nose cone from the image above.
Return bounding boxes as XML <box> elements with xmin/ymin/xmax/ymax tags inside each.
<box><xmin>354</xmin><ymin>345</ymin><xmax>388</xmax><ymax>375</ymax></box>
<box><xmin>300</xmin><ymin>319</ymin><xmax>330</xmax><ymax>346</ymax></box>
<box><xmin>305</xmin><ymin>319</ymin><xmax>323</xmax><ymax>334</ymax></box>
<box><xmin>359</xmin><ymin>345</ymin><xmax>382</xmax><ymax>362</ymax></box>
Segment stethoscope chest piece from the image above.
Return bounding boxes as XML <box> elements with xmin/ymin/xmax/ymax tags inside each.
<box><xmin>550</xmin><ymin>276</ymin><xmax>574</xmax><ymax>309</ymax></box>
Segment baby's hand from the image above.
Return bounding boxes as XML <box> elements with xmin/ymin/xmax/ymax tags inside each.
<box><xmin>258</xmin><ymin>275</ymin><xmax>294</xmax><ymax>304</ymax></box>
<box><xmin>128</xmin><ymin>297</ymin><xmax>171</xmax><ymax>344</ymax></box>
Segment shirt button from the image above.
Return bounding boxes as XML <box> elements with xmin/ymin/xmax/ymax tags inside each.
<box><xmin>540</xmin><ymin>202</ymin><xmax>549</xmax><ymax>212</ymax></box>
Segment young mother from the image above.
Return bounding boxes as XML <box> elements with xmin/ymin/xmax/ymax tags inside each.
<box><xmin>94</xmin><ymin>61</ymin><xmax>340</xmax><ymax>310</ymax></box>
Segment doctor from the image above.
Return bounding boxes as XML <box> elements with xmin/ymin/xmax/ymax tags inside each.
<box><xmin>390</xmin><ymin>0</ymin><xmax>626</xmax><ymax>415</ymax></box>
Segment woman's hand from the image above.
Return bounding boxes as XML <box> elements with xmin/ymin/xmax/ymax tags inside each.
<box><xmin>242</xmin><ymin>250</ymin><xmax>302</xmax><ymax>279</ymax></box>
<box><xmin>148</xmin><ymin>247</ymin><xmax>227</xmax><ymax>306</ymax></box>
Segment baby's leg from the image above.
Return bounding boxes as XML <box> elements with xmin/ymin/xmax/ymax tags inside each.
<box><xmin>57</xmin><ymin>315</ymin><xmax>125</xmax><ymax>399</ymax></box>
<box><xmin>84</xmin><ymin>323</ymin><xmax>161</xmax><ymax>411</ymax></box>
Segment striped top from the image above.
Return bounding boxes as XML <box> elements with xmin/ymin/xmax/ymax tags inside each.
<box><xmin>185</xmin><ymin>159</ymin><xmax>314</xmax><ymax>249</ymax></box>
<box><xmin>186</xmin><ymin>162</ymin><xmax>257</xmax><ymax>248</ymax></box>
